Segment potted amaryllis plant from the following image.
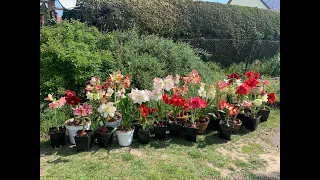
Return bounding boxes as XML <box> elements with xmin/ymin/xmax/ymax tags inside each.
<box><xmin>44</xmin><ymin>94</ymin><xmax>67</xmax><ymax>148</ymax></box>
<box><xmin>218</xmin><ymin>101</ymin><xmax>237</xmax><ymax>140</ymax></box>
<box><xmin>137</xmin><ymin>104</ymin><xmax>156</xmax><ymax>144</ymax></box>
<box><xmin>164</xmin><ymin>93</ymin><xmax>188</xmax><ymax>138</ymax></box>
<box><xmin>244</xmin><ymin>70</ymin><xmax>261</xmax><ymax>97</ymax></box>
<box><xmin>96</xmin><ymin>102</ymin><xmax>118</xmax><ymax>148</ymax></box>
<box><xmin>63</xmin><ymin>90</ymin><xmax>89</xmax><ymax>144</ymax></box>
<box><xmin>73</xmin><ymin>103</ymin><xmax>94</xmax><ymax>151</ymax></box>
<box><xmin>184</xmin><ymin>97</ymin><xmax>207</xmax><ymax>142</ymax></box>
<box><xmin>245</xmin><ymin>98</ymin><xmax>263</xmax><ymax>131</ymax></box>
<box><xmin>234</xmin><ymin>82</ymin><xmax>251</xmax><ymax>125</ymax></box>
<box><xmin>257</xmin><ymin>92</ymin><xmax>276</xmax><ymax>122</ymax></box>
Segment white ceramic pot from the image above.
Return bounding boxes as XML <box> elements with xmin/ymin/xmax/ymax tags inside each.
<box><xmin>65</xmin><ymin>119</ymin><xmax>91</xmax><ymax>144</ymax></box>
<box><xmin>116</xmin><ymin>128</ymin><xmax>134</xmax><ymax>146</ymax></box>
<box><xmin>106</xmin><ymin>118</ymin><xmax>122</xmax><ymax>128</ymax></box>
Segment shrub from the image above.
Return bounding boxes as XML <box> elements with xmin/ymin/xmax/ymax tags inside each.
<box><xmin>40</xmin><ymin>20</ymin><xmax>115</xmax><ymax>100</ymax></box>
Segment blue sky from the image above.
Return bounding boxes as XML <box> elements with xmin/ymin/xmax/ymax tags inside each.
<box><xmin>44</xmin><ymin>0</ymin><xmax>228</xmax><ymax>17</ymax></box>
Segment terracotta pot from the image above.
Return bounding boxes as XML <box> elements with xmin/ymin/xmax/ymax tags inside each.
<box><xmin>232</xmin><ymin>119</ymin><xmax>242</xmax><ymax>133</ymax></box>
<box><xmin>197</xmin><ymin>119</ymin><xmax>210</xmax><ymax>134</ymax></box>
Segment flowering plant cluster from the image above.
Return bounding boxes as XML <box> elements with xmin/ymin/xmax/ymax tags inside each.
<box><xmin>44</xmin><ymin>94</ymin><xmax>67</xmax><ymax>131</ymax></box>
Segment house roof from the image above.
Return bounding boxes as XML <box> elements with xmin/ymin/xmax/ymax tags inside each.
<box><xmin>261</xmin><ymin>0</ymin><xmax>280</xmax><ymax>11</ymax></box>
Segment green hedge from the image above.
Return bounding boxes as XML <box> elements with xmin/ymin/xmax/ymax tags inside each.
<box><xmin>62</xmin><ymin>0</ymin><xmax>280</xmax><ymax>66</ymax></box>
<box><xmin>40</xmin><ymin>20</ymin><xmax>222</xmax><ymax>102</ymax></box>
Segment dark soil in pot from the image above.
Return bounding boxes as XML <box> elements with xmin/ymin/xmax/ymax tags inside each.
<box><xmin>74</xmin><ymin>130</ymin><xmax>93</xmax><ymax>151</ymax></box>
<box><xmin>219</xmin><ymin>120</ymin><xmax>234</xmax><ymax>140</ymax></box>
<box><xmin>138</xmin><ymin>129</ymin><xmax>150</xmax><ymax>144</ymax></box>
<box><xmin>49</xmin><ymin>126</ymin><xmax>66</xmax><ymax>148</ymax></box>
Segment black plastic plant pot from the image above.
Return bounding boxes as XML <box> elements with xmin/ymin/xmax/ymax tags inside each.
<box><xmin>185</xmin><ymin>126</ymin><xmax>199</xmax><ymax>142</ymax></box>
<box><xmin>153</xmin><ymin>122</ymin><xmax>167</xmax><ymax>140</ymax></box>
<box><xmin>219</xmin><ymin>120</ymin><xmax>234</xmax><ymax>140</ymax></box>
<box><xmin>132</xmin><ymin>120</ymin><xmax>142</xmax><ymax>139</ymax></box>
<box><xmin>237</xmin><ymin>113</ymin><xmax>246</xmax><ymax>127</ymax></box>
<box><xmin>74</xmin><ymin>130</ymin><xmax>93</xmax><ymax>152</ymax></box>
<box><xmin>138</xmin><ymin>129</ymin><xmax>150</xmax><ymax>144</ymax></box>
<box><xmin>96</xmin><ymin>127</ymin><xmax>115</xmax><ymax>148</ymax></box>
<box><xmin>169</xmin><ymin>122</ymin><xmax>183</xmax><ymax>138</ymax></box>
<box><xmin>49</xmin><ymin>126</ymin><xmax>66</xmax><ymax>148</ymax></box>
<box><xmin>245</xmin><ymin>115</ymin><xmax>261</xmax><ymax>131</ymax></box>
<box><xmin>258</xmin><ymin>108</ymin><xmax>270</xmax><ymax>122</ymax></box>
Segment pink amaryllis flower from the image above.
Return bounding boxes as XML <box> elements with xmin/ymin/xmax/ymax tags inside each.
<box><xmin>217</xmin><ymin>81</ymin><xmax>230</xmax><ymax>90</ymax></box>
<box><xmin>73</xmin><ymin>106</ymin><xmax>88</xmax><ymax>118</ymax></box>
<box><xmin>44</xmin><ymin>94</ymin><xmax>53</xmax><ymax>101</ymax></box>
<box><xmin>188</xmin><ymin>97</ymin><xmax>206</xmax><ymax>109</ymax></box>
<box><xmin>83</xmin><ymin>102</ymin><xmax>93</xmax><ymax>115</ymax></box>
<box><xmin>163</xmin><ymin>75</ymin><xmax>175</xmax><ymax>91</ymax></box>
<box><xmin>49</xmin><ymin>102</ymin><xmax>59</xmax><ymax>109</ymax></box>
<box><xmin>241</xmin><ymin>100</ymin><xmax>252</xmax><ymax>108</ymax></box>
<box><xmin>58</xmin><ymin>97</ymin><xmax>66</xmax><ymax>106</ymax></box>
<box><xmin>153</xmin><ymin>77</ymin><xmax>164</xmax><ymax>90</ymax></box>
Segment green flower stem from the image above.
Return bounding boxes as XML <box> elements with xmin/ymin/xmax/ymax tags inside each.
<box><xmin>82</xmin><ymin>117</ymin><xmax>86</xmax><ymax>131</ymax></box>
<box><xmin>55</xmin><ymin>109</ymin><xmax>59</xmax><ymax>131</ymax></box>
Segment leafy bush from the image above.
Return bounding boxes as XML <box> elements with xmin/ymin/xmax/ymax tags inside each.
<box><xmin>40</xmin><ymin>20</ymin><xmax>115</xmax><ymax>100</ymax></box>
<box><xmin>63</xmin><ymin>0</ymin><xmax>280</xmax><ymax>66</ymax></box>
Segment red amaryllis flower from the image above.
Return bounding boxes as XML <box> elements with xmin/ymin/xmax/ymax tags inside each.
<box><xmin>245</xmin><ymin>78</ymin><xmax>259</xmax><ymax>88</ymax></box>
<box><xmin>245</xmin><ymin>70</ymin><xmax>254</xmax><ymax>79</ymax></box>
<box><xmin>262</xmin><ymin>80</ymin><xmax>269</xmax><ymax>85</ymax></box>
<box><xmin>229</xmin><ymin>108</ymin><xmax>238</xmax><ymax>116</ymax></box>
<box><xmin>163</xmin><ymin>93</ymin><xmax>169</xmax><ymax>104</ymax></box>
<box><xmin>64</xmin><ymin>90</ymin><xmax>81</xmax><ymax>106</ymax></box>
<box><xmin>188</xmin><ymin>97</ymin><xmax>202</xmax><ymax>109</ymax></box>
<box><xmin>219</xmin><ymin>101</ymin><xmax>233</xmax><ymax>110</ymax></box>
<box><xmin>183</xmin><ymin>104</ymin><xmax>190</xmax><ymax>111</ymax></box>
<box><xmin>138</xmin><ymin>104</ymin><xmax>149</xmax><ymax>119</ymax></box>
<box><xmin>227</xmin><ymin>72</ymin><xmax>240</xmax><ymax>80</ymax></box>
<box><xmin>267</xmin><ymin>93</ymin><xmax>276</xmax><ymax>104</ymax></box>
<box><xmin>200</xmin><ymin>99</ymin><xmax>207</xmax><ymax>108</ymax></box>
<box><xmin>178</xmin><ymin>96</ymin><xmax>186</xmax><ymax>107</ymax></box>
<box><xmin>151</xmin><ymin>108</ymin><xmax>156</xmax><ymax>114</ymax></box>
<box><xmin>236</xmin><ymin>83</ymin><xmax>250</xmax><ymax>95</ymax></box>
<box><xmin>260</xmin><ymin>90</ymin><xmax>266</xmax><ymax>96</ymax></box>
<box><xmin>169</xmin><ymin>94</ymin><xmax>180</xmax><ymax>106</ymax></box>
<box><xmin>254</xmin><ymin>72</ymin><xmax>260</xmax><ymax>80</ymax></box>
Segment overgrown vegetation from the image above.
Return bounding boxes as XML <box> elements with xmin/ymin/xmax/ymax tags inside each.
<box><xmin>63</xmin><ymin>0</ymin><xmax>280</xmax><ymax>66</ymax></box>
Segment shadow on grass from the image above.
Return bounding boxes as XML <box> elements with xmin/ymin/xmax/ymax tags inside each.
<box><xmin>47</xmin><ymin>157</ymin><xmax>70</xmax><ymax>164</ymax></box>
<box><xmin>196</xmin><ymin>132</ymin><xmax>229</xmax><ymax>148</ymax></box>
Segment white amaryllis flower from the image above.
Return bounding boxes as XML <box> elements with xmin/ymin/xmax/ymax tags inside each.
<box><xmin>163</xmin><ymin>75</ymin><xmax>175</xmax><ymax>91</ymax></box>
<box><xmin>173</xmin><ymin>74</ymin><xmax>180</xmax><ymax>85</ymax></box>
<box><xmin>207</xmin><ymin>89</ymin><xmax>216</xmax><ymax>99</ymax></box>
<box><xmin>153</xmin><ymin>77</ymin><xmax>164</xmax><ymax>90</ymax></box>
<box><xmin>93</xmin><ymin>93</ymin><xmax>100</xmax><ymax>100</ymax></box>
<box><xmin>128</xmin><ymin>88</ymin><xmax>150</xmax><ymax>104</ymax></box>
<box><xmin>150</xmin><ymin>88</ymin><xmax>163</xmax><ymax>101</ymax></box>
<box><xmin>200</xmin><ymin>82</ymin><xmax>206</xmax><ymax>88</ymax></box>
<box><xmin>116</xmin><ymin>88</ymin><xmax>126</xmax><ymax>98</ymax></box>
<box><xmin>224</xmin><ymin>79</ymin><xmax>229</xmax><ymax>83</ymax></box>
<box><xmin>261</xmin><ymin>93</ymin><xmax>268</xmax><ymax>102</ymax></box>
<box><xmin>98</xmin><ymin>102</ymin><xmax>117</xmax><ymax>117</ymax></box>
<box><xmin>198</xmin><ymin>87</ymin><xmax>207</xmax><ymax>98</ymax></box>
<box><xmin>86</xmin><ymin>92</ymin><xmax>94</xmax><ymax>101</ymax></box>
<box><xmin>253</xmin><ymin>99</ymin><xmax>263</xmax><ymax>107</ymax></box>
<box><xmin>98</xmin><ymin>90</ymin><xmax>106</xmax><ymax>99</ymax></box>
<box><xmin>105</xmin><ymin>88</ymin><xmax>114</xmax><ymax>97</ymax></box>
<box><xmin>235</xmin><ymin>79</ymin><xmax>242</xmax><ymax>86</ymax></box>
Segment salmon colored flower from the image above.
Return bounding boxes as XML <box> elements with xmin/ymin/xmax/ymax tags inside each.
<box><xmin>44</xmin><ymin>94</ymin><xmax>53</xmax><ymax>101</ymax></box>
<box><xmin>58</xmin><ymin>97</ymin><xmax>66</xmax><ymax>106</ymax></box>
<box><xmin>49</xmin><ymin>102</ymin><xmax>59</xmax><ymax>109</ymax></box>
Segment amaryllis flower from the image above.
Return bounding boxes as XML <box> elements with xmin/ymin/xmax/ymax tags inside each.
<box><xmin>49</xmin><ymin>102</ymin><xmax>59</xmax><ymax>109</ymax></box>
<box><xmin>198</xmin><ymin>87</ymin><xmax>207</xmax><ymax>98</ymax></box>
<box><xmin>253</xmin><ymin>99</ymin><xmax>263</xmax><ymax>107</ymax></box>
<box><xmin>151</xmin><ymin>108</ymin><xmax>156</xmax><ymax>114</ymax></box>
<box><xmin>44</xmin><ymin>94</ymin><xmax>53</xmax><ymax>101</ymax></box>
<box><xmin>150</xmin><ymin>88</ymin><xmax>163</xmax><ymax>101</ymax></box>
<box><xmin>188</xmin><ymin>97</ymin><xmax>205</xmax><ymax>109</ymax></box>
<box><xmin>267</xmin><ymin>93</ymin><xmax>276</xmax><ymax>104</ymax></box>
<box><xmin>163</xmin><ymin>93</ymin><xmax>169</xmax><ymax>104</ymax></box>
<box><xmin>116</xmin><ymin>88</ymin><xmax>126</xmax><ymax>98</ymax></box>
<box><xmin>110</xmin><ymin>70</ymin><xmax>124</xmax><ymax>84</ymax></box>
<box><xmin>219</xmin><ymin>101</ymin><xmax>233</xmax><ymax>110</ymax></box>
<box><xmin>235</xmin><ymin>79</ymin><xmax>242</xmax><ymax>86</ymax></box>
<box><xmin>64</xmin><ymin>90</ymin><xmax>81</xmax><ymax>106</ymax></box>
<box><xmin>128</xmin><ymin>88</ymin><xmax>150</xmax><ymax>105</ymax></box>
<box><xmin>254</xmin><ymin>72</ymin><xmax>260</xmax><ymax>80</ymax></box>
<box><xmin>174</xmin><ymin>74</ymin><xmax>180</xmax><ymax>85</ymax></box>
<box><xmin>229</xmin><ymin>108</ymin><xmax>238</xmax><ymax>116</ymax></box>
<box><xmin>182</xmin><ymin>76</ymin><xmax>189</xmax><ymax>84</ymax></box>
<box><xmin>217</xmin><ymin>81</ymin><xmax>230</xmax><ymax>90</ymax></box>
<box><xmin>138</xmin><ymin>104</ymin><xmax>149</xmax><ymax>119</ymax></box>
<box><xmin>183</xmin><ymin>104</ymin><xmax>190</xmax><ymax>111</ymax></box>
<box><xmin>86</xmin><ymin>84</ymin><xmax>92</xmax><ymax>92</ymax></box>
<box><xmin>83</xmin><ymin>102</ymin><xmax>93</xmax><ymax>115</ymax></box>
<box><xmin>261</xmin><ymin>93</ymin><xmax>268</xmax><ymax>102</ymax></box>
<box><xmin>245</xmin><ymin>70</ymin><xmax>254</xmax><ymax>79</ymax></box>
<box><xmin>188</xmin><ymin>70</ymin><xmax>201</xmax><ymax>84</ymax></box>
<box><xmin>241</xmin><ymin>100</ymin><xmax>252</xmax><ymax>108</ymax></box>
<box><xmin>90</xmin><ymin>77</ymin><xmax>100</xmax><ymax>85</ymax></box>
<box><xmin>58</xmin><ymin>97</ymin><xmax>66</xmax><ymax>106</ymax></box>
<box><xmin>153</xmin><ymin>77</ymin><xmax>164</xmax><ymax>90</ymax></box>
<box><xmin>105</xmin><ymin>88</ymin><xmax>114</xmax><ymax>97</ymax></box>
<box><xmin>169</xmin><ymin>94</ymin><xmax>180</xmax><ymax>106</ymax></box>
<box><xmin>73</xmin><ymin>106</ymin><xmax>87</xmax><ymax>118</ymax></box>
<box><xmin>227</xmin><ymin>72</ymin><xmax>240</xmax><ymax>81</ymax></box>
<box><xmin>244</xmin><ymin>78</ymin><xmax>259</xmax><ymax>88</ymax></box>
<box><xmin>207</xmin><ymin>88</ymin><xmax>216</xmax><ymax>99</ymax></box>
<box><xmin>124</xmin><ymin>75</ymin><xmax>131</xmax><ymax>88</ymax></box>
<box><xmin>163</xmin><ymin>75</ymin><xmax>175</xmax><ymax>91</ymax></box>
<box><xmin>98</xmin><ymin>102</ymin><xmax>117</xmax><ymax>117</ymax></box>
<box><xmin>236</xmin><ymin>83</ymin><xmax>250</xmax><ymax>95</ymax></box>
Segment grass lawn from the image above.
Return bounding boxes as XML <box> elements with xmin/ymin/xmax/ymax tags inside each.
<box><xmin>40</xmin><ymin>109</ymin><xmax>280</xmax><ymax>180</ymax></box>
